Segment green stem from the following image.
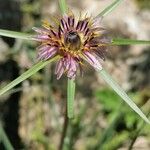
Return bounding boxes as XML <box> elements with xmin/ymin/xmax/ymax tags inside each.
<box><xmin>112</xmin><ymin>38</ymin><xmax>150</xmax><ymax>45</ymax></box>
<box><xmin>0</xmin><ymin>29</ymin><xmax>33</xmax><ymax>40</ymax></box>
<box><xmin>58</xmin><ymin>104</ymin><xmax>68</xmax><ymax>150</ymax></box>
<box><xmin>98</xmin><ymin>69</ymin><xmax>150</xmax><ymax>124</ymax></box>
<box><xmin>97</xmin><ymin>0</ymin><xmax>124</xmax><ymax>17</ymax></box>
<box><xmin>0</xmin><ymin>56</ymin><xmax>60</xmax><ymax>96</ymax></box>
<box><xmin>0</xmin><ymin>123</ymin><xmax>14</xmax><ymax>150</ymax></box>
<box><xmin>59</xmin><ymin>0</ymin><xmax>67</xmax><ymax>14</ymax></box>
<box><xmin>67</xmin><ymin>79</ymin><xmax>75</xmax><ymax>118</ymax></box>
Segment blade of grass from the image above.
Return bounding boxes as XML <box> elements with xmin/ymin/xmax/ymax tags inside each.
<box><xmin>0</xmin><ymin>56</ymin><xmax>60</xmax><ymax>96</ymax></box>
<box><xmin>0</xmin><ymin>29</ymin><xmax>33</xmax><ymax>40</ymax></box>
<box><xmin>98</xmin><ymin>69</ymin><xmax>150</xmax><ymax>124</ymax></box>
<box><xmin>97</xmin><ymin>0</ymin><xmax>124</xmax><ymax>17</ymax></box>
<box><xmin>94</xmin><ymin>106</ymin><xmax>123</xmax><ymax>150</ymax></box>
<box><xmin>67</xmin><ymin>79</ymin><xmax>75</xmax><ymax>118</ymax></box>
<box><xmin>59</xmin><ymin>0</ymin><xmax>67</xmax><ymax>14</ymax></box>
<box><xmin>112</xmin><ymin>38</ymin><xmax>150</xmax><ymax>45</ymax></box>
<box><xmin>128</xmin><ymin>113</ymin><xmax>150</xmax><ymax>150</ymax></box>
<box><xmin>0</xmin><ymin>123</ymin><xmax>14</xmax><ymax>150</ymax></box>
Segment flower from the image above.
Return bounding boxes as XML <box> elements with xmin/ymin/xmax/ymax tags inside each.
<box><xmin>33</xmin><ymin>12</ymin><xmax>110</xmax><ymax>79</ymax></box>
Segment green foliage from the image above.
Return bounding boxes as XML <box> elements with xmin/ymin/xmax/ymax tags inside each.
<box><xmin>95</xmin><ymin>88</ymin><xmax>140</xmax><ymax>128</ymax></box>
<box><xmin>135</xmin><ymin>0</ymin><xmax>150</xmax><ymax>10</ymax></box>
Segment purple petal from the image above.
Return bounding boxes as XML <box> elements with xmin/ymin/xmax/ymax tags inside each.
<box><xmin>63</xmin><ymin>55</ymin><xmax>71</xmax><ymax>70</ymax></box>
<box><xmin>38</xmin><ymin>47</ymin><xmax>58</xmax><ymax>60</ymax></box>
<box><xmin>55</xmin><ymin>59</ymin><xmax>63</xmax><ymax>74</ymax></box>
<box><xmin>70</xmin><ymin>57</ymin><xmax>77</xmax><ymax>72</ymax></box>
<box><xmin>83</xmin><ymin>51</ymin><xmax>102</xmax><ymax>70</ymax></box>
<box><xmin>67</xmin><ymin>57</ymin><xmax>77</xmax><ymax>79</ymax></box>
<box><xmin>92</xmin><ymin>16</ymin><xmax>103</xmax><ymax>28</ymax></box>
<box><xmin>32</xmin><ymin>35</ymin><xmax>50</xmax><ymax>41</ymax></box>
<box><xmin>32</xmin><ymin>27</ymin><xmax>49</xmax><ymax>34</ymax></box>
<box><xmin>56</xmin><ymin>64</ymin><xmax>64</xmax><ymax>79</ymax></box>
<box><xmin>67</xmin><ymin>16</ymin><xmax>75</xmax><ymax>27</ymax></box>
<box><xmin>61</xmin><ymin>18</ymin><xmax>68</xmax><ymax>31</ymax></box>
<box><xmin>67</xmin><ymin>70</ymin><xmax>76</xmax><ymax>79</ymax></box>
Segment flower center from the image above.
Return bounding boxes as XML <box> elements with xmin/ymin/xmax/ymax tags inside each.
<box><xmin>65</xmin><ymin>31</ymin><xmax>81</xmax><ymax>51</ymax></box>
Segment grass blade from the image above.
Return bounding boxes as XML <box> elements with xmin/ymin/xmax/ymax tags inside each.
<box><xmin>98</xmin><ymin>69</ymin><xmax>150</xmax><ymax>124</ymax></box>
<box><xmin>112</xmin><ymin>38</ymin><xmax>150</xmax><ymax>45</ymax></box>
<box><xmin>0</xmin><ymin>56</ymin><xmax>60</xmax><ymax>96</ymax></box>
<box><xmin>0</xmin><ymin>123</ymin><xmax>14</xmax><ymax>150</ymax></box>
<box><xmin>0</xmin><ymin>29</ymin><xmax>33</xmax><ymax>40</ymax></box>
<box><xmin>59</xmin><ymin>0</ymin><xmax>67</xmax><ymax>14</ymax></box>
<box><xmin>67</xmin><ymin>79</ymin><xmax>76</xmax><ymax>118</ymax></box>
<box><xmin>97</xmin><ymin>0</ymin><xmax>124</xmax><ymax>17</ymax></box>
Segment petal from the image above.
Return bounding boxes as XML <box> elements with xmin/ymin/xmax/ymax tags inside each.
<box><xmin>83</xmin><ymin>51</ymin><xmax>102</xmax><ymax>70</ymax></box>
<box><xmin>38</xmin><ymin>47</ymin><xmax>58</xmax><ymax>60</ymax></box>
<box><xmin>67</xmin><ymin>16</ymin><xmax>75</xmax><ymax>27</ymax></box>
<box><xmin>63</xmin><ymin>55</ymin><xmax>71</xmax><ymax>70</ymax></box>
<box><xmin>61</xmin><ymin>18</ymin><xmax>68</xmax><ymax>31</ymax></box>
<box><xmin>57</xmin><ymin>64</ymin><xmax>64</xmax><ymax>79</ymax></box>
<box><xmin>67</xmin><ymin>57</ymin><xmax>77</xmax><ymax>79</ymax></box>
<box><xmin>32</xmin><ymin>27</ymin><xmax>49</xmax><ymax>34</ymax></box>
<box><xmin>92</xmin><ymin>16</ymin><xmax>103</xmax><ymax>28</ymax></box>
<box><xmin>67</xmin><ymin>70</ymin><xmax>76</xmax><ymax>79</ymax></box>
<box><xmin>70</xmin><ymin>57</ymin><xmax>77</xmax><ymax>72</ymax></box>
<box><xmin>55</xmin><ymin>59</ymin><xmax>63</xmax><ymax>74</ymax></box>
<box><xmin>32</xmin><ymin>35</ymin><xmax>50</xmax><ymax>41</ymax></box>
<box><xmin>94</xmin><ymin>48</ymin><xmax>106</xmax><ymax>61</ymax></box>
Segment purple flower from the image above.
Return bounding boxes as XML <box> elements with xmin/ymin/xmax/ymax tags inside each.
<box><xmin>33</xmin><ymin>12</ymin><xmax>110</xmax><ymax>79</ymax></box>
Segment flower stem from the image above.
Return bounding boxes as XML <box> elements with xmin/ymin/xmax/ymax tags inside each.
<box><xmin>67</xmin><ymin>79</ymin><xmax>75</xmax><ymax>118</ymax></box>
<box><xmin>58</xmin><ymin>103</ymin><xmax>68</xmax><ymax>150</ymax></box>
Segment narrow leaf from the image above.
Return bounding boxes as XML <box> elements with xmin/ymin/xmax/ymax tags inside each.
<box><xmin>59</xmin><ymin>0</ymin><xmax>67</xmax><ymax>14</ymax></box>
<box><xmin>0</xmin><ymin>29</ymin><xmax>33</xmax><ymax>40</ymax></box>
<box><xmin>0</xmin><ymin>123</ymin><xmax>14</xmax><ymax>150</ymax></box>
<box><xmin>97</xmin><ymin>0</ymin><xmax>124</xmax><ymax>17</ymax></box>
<box><xmin>98</xmin><ymin>69</ymin><xmax>150</xmax><ymax>124</ymax></box>
<box><xmin>0</xmin><ymin>56</ymin><xmax>60</xmax><ymax>96</ymax></box>
<box><xmin>67</xmin><ymin>79</ymin><xmax>76</xmax><ymax>118</ymax></box>
<box><xmin>112</xmin><ymin>38</ymin><xmax>150</xmax><ymax>45</ymax></box>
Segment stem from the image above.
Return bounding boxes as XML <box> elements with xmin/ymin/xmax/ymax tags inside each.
<box><xmin>0</xmin><ymin>123</ymin><xmax>14</xmax><ymax>150</ymax></box>
<box><xmin>0</xmin><ymin>29</ymin><xmax>33</xmax><ymax>40</ymax></box>
<box><xmin>58</xmin><ymin>1</ymin><xmax>69</xmax><ymax>149</ymax></box>
<box><xmin>59</xmin><ymin>0</ymin><xmax>67</xmax><ymax>14</ymax></box>
<box><xmin>67</xmin><ymin>79</ymin><xmax>75</xmax><ymax>118</ymax></box>
<box><xmin>98</xmin><ymin>69</ymin><xmax>150</xmax><ymax>124</ymax></box>
<box><xmin>0</xmin><ymin>56</ymin><xmax>60</xmax><ymax>96</ymax></box>
<box><xmin>58</xmin><ymin>104</ymin><xmax>68</xmax><ymax>150</ymax></box>
<box><xmin>112</xmin><ymin>38</ymin><xmax>150</xmax><ymax>45</ymax></box>
<box><xmin>128</xmin><ymin>112</ymin><xmax>150</xmax><ymax>150</ymax></box>
<box><xmin>96</xmin><ymin>0</ymin><xmax>124</xmax><ymax>17</ymax></box>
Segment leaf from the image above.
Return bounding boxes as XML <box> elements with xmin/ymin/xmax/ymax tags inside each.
<box><xmin>0</xmin><ymin>123</ymin><xmax>14</xmax><ymax>150</ymax></box>
<box><xmin>97</xmin><ymin>0</ymin><xmax>124</xmax><ymax>17</ymax></box>
<box><xmin>112</xmin><ymin>38</ymin><xmax>150</xmax><ymax>45</ymax></box>
<box><xmin>59</xmin><ymin>0</ymin><xmax>67</xmax><ymax>14</ymax></box>
<box><xmin>0</xmin><ymin>56</ymin><xmax>60</xmax><ymax>96</ymax></box>
<box><xmin>0</xmin><ymin>29</ymin><xmax>33</xmax><ymax>40</ymax></box>
<box><xmin>98</xmin><ymin>69</ymin><xmax>150</xmax><ymax>124</ymax></box>
<box><xmin>67</xmin><ymin>79</ymin><xmax>76</xmax><ymax>118</ymax></box>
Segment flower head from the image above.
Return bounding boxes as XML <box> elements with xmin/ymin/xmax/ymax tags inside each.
<box><xmin>33</xmin><ymin>12</ymin><xmax>110</xmax><ymax>79</ymax></box>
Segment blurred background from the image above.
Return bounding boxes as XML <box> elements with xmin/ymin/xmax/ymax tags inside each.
<box><xmin>0</xmin><ymin>0</ymin><xmax>150</xmax><ymax>149</ymax></box>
